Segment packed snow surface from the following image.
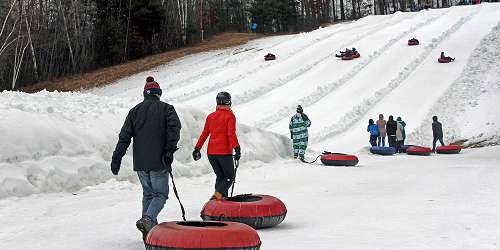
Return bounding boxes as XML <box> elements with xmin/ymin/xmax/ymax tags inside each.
<box><xmin>1</xmin><ymin>147</ymin><xmax>499</xmax><ymax>249</ymax></box>
<box><xmin>1</xmin><ymin>4</ymin><xmax>500</xmax><ymax>249</ymax></box>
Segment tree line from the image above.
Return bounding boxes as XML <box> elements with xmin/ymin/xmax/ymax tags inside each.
<box><xmin>0</xmin><ymin>0</ymin><xmax>457</xmax><ymax>90</ymax></box>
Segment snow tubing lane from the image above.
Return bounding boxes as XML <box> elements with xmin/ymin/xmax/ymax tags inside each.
<box><xmin>201</xmin><ymin>194</ymin><xmax>287</xmax><ymax>229</ymax></box>
<box><xmin>406</xmin><ymin>146</ymin><xmax>432</xmax><ymax>156</ymax></box>
<box><xmin>145</xmin><ymin>221</ymin><xmax>261</xmax><ymax>250</ymax></box>
<box><xmin>436</xmin><ymin>145</ymin><xmax>462</xmax><ymax>154</ymax></box>
<box><xmin>320</xmin><ymin>153</ymin><xmax>359</xmax><ymax>166</ymax></box>
<box><xmin>370</xmin><ymin>146</ymin><xmax>396</xmax><ymax>155</ymax></box>
<box><xmin>438</xmin><ymin>58</ymin><xmax>452</xmax><ymax>63</ymax></box>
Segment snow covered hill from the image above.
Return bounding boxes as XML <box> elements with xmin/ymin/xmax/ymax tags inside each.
<box><xmin>1</xmin><ymin>2</ymin><xmax>499</xmax><ymax>198</ymax></box>
<box><xmin>96</xmin><ymin>3</ymin><xmax>500</xmax><ymax>154</ymax></box>
<box><xmin>1</xmin><ymin>4</ymin><xmax>500</xmax><ymax>249</ymax></box>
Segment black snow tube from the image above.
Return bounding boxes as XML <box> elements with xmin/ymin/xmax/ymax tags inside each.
<box><xmin>408</xmin><ymin>39</ymin><xmax>419</xmax><ymax>46</ymax></box>
<box><xmin>201</xmin><ymin>194</ymin><xmax>287</xmax><ymax>229</ymax></box>
<box><xmin>145</xmin><ymin>221</ymin><xmax>261</xmax><ymax>250</ymax></box>
<box><xmin>320</xmin><ymin>153</ymin><xmax>359</xmax><ymax>166</ymax></box>
<box><xmin>370</xmin><ymin>146</ymin><xmax>396</xmax><ymax>155</ymax></box>
<box><xmin>436</xmin><ymin>145</ymin><xmax>462</xmax><ymax>154</ymax></box>
<box><xmin>341</xmin><ymin>54</ymin><xmax>353</xmax><ymax>60</ymax></box>
<box><xmin>264</xmin><ymin>53</ymin><xmax>276</xmax><ymax>61</ymax></box>
<box><xmin>438</xmin><ymin>57</ymin><xmax>452</xmax><ymax>63</ymax></box>
<box><xmin>406</xmin><ymin>146</ymin><xmax>432</xmax><ymax>156</ymax></box>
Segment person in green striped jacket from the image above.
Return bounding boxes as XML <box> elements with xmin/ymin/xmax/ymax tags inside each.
<box><xmin>289</xmin><ymin>105</ymin><xmax>311</xmax><ymax>161</ymax></box>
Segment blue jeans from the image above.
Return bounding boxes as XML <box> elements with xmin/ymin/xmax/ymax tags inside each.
<box><xmin>137</xmin><ymin>169</ymin><xmax>169</xmax><ymax>223</ymax></box>
<box><xmin>377</xmin><ymin>136</ymin><xmax>386</xmax><ymax>147</ymax></box>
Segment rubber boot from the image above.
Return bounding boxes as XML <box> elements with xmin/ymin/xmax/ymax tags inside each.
<box><xmin>136</xmin><ymin>216</ymin><xmax>155</xmax><ymax>242</ymax></box>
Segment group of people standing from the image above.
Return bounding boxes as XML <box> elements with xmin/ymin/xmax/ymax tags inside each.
<box><xmin>367</xmin><ymin>114</ymin><xmax>447</xmax><ymax>152</ymax></box>
<box><xmin>367</xmin><ymin>114</ymin><xmax>407</xmax><ymax>152</ymax></box>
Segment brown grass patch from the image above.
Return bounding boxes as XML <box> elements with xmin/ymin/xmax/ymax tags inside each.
<box><xmin>22</xmin><ymin>32</ymin><xmax>266</xmax><ymax>93</ymax></box>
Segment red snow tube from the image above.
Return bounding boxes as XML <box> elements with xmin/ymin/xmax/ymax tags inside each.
<box><xmin>436</xmin><ymin>145</ymin><xmax>462</xmax><ymax>154</ymax></box>
<box><xmin>352</xmin><ymin>52</ymin><xmax>360</xmax><ymax>58</ymax></box>
<box><xmin>408</xmin><ymin>39</ymin><xmax>419</xmax><ymax>46</ymax></box>
<box><xmin>201</xmin><ymin>194</ymin><xmax>287</xmax><ymax>229</ymax></box>
<box><xmin>438</xmin><ymin>58</ymin><xmax>452</xmax><ymax>63</ymax></box>
<box><xmin>342</xmin><ymin>54</ymin><xmax>353</xmax><ymax>60</ymax></box>
<box><xmin>320</xmin><ymin>153</ymin><xmax>359</xmax><ymax>166</ymax></box>
<box><xmin>264</xmin><ymin>53</ymin><xmax>276</xmax><ymax>61</ymax></box>
<box><xmin>406</xmin><ymin>146</ymin><xmax>432</xmax><ymax>156</ymax></box>
<box><xmin>145</xmin><ymin>221</ymin><xmax>261</xmax><ymax>250</ymax></box>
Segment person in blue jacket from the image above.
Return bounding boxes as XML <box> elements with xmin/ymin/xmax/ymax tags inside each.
<box><xmin>367</xmin><ymin>119</ymin><xmax>379</xmax><ymax>146</ymax></box>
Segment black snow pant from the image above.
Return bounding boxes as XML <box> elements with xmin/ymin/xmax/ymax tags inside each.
<box><xmin>388</xmin><ymin>135</ymin><xmax>397</xmax><ymax>148</ymax></box>
<box><xmin>432</xmin><ymin>137</ymin><xmax>445</xmax><ymax>152</ymax></box>
<box><xmin>395</xmin><ymin>140</ymin><xmax>403</xmax><ymax>153</ymax></box>
<box><xmin>369</xmin><ymin>135</ymin><xmax>378</xmax><ymax>146</ymax></box>
<box><xmin>208</xmin><ymin>155</ymin><xmax>235</xmax><ymax>197</ymax></box>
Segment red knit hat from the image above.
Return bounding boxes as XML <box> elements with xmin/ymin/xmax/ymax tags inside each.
<box><xmin>144</xmin><ymin>76</ymin><xmax>162</xmax><ymax>96</ymax></box>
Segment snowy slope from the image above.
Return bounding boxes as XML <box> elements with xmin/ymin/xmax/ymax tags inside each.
<box><xmin>1</xmin><ymin>4</ymin><xmax>500</xmax><ymax>249</ymax></box>
<box><xmin>96</xmin><ymin>4</ymin><xmax>500</xmax><ymax>155</ymax></box>
<box><xmin>1</xmin><ymin>4</ymin><xmax>499</xmax><ymax>197</ymax></box>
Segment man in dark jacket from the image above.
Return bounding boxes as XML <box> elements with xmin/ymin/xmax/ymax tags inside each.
<box><xmin>432</xmin><ymin>116</ymin><xmax>445</xmax><ymax>152</ymax></box>
<box><xmin>386</xmin><ymin>115</ymin><xmax>398</xmax><ymax>148</ymax></box>
<box><xmin>111</xmin><ymin>76</ymin><xmax>181</xmax><ymax>240</ymax></box>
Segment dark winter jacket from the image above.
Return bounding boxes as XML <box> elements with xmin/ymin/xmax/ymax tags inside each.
<box><xmin>112</xmin><ymin>95</ymin><xmax>182</xmax><ymax>171</ymax></box>
<box><xmin>367</xmin><ymin>124</ymin><xmax>379</xmax><ymax>136</ymax></box>
<box><xmin>386</xmin><ymin>120</ymin><xmax>398</xmax><ymax>136</ymax></box>
<box><xmin>432</xmin><ymin>121</ymin><xmax>443</xmax><ymax>138</ymax></box>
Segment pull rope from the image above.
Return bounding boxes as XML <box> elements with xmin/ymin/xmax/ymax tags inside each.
<box><xmin>168</xmin><ymin>170</ymin><xmax>186</xmax><ymax>221</ymax></box>
<box><xmin>300</xmin><ymin>151</ymin><xmax>347</xmax><ymax>164</ymax></box>
<box><xmin>230</xmin><ymin>159</ymin><xmax>239</xmax><ymax>197</ymax></box>
<box><xmin>300</xmin><ymin>154</ymin><xmax>322</xmax><ymax>164</ymax></box>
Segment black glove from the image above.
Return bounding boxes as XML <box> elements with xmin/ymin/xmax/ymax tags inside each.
<box><xmin>302</xmin><ymin>114</ymin><xmax>310</xmax><ymax>122</ymax></box>
<box><xmin>111</xmin><ymin>158</ymin><xmax>121</xmax><ymax>175</ymax></box>
<box><xmin>162</xmin><ymin>151</ymin><xmax>174</xmax><ymax>172</ymax></box>
<box><xmin>192</xmin><ymin>147</ymin><xmax>201</xmax><ymax>161</ymax></box>
<box><xmin>234</xmin><ymin>146</ymin><xmax>241</xmax><ymax>161</ymax></box>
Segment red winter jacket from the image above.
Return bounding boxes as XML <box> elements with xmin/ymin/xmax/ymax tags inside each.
<box><xmin>195</xmin><ymin>106</ymin><xmax>240</xmax><ymax>155</ymax></box>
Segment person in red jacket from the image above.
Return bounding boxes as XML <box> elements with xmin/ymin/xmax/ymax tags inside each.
<box><xmin>192</xmin><ymin>91</ymin><xmax>241</xmax><ymax>200</ymax></box>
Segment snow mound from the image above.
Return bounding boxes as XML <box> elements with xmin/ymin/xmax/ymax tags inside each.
<box><xmin>0</xmin><ymin>91</ymin><xmax>291</xmax><ymax>199</ymax></box>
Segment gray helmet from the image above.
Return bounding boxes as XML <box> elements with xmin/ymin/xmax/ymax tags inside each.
<box><xmin>216</xmin><ymin>91</ymin><xmax>232</xmax><ymax>105</ymax></box>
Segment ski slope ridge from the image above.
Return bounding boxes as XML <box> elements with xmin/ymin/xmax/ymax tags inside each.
<box><xmin>164</xmin><ymin>12</ymin><xmax>412</xmax><ymax>105</ymax></box>
<box><xmin>257</xmin><ymin>8</ymin><xmax>451</xmax><ymax>129</ymax></box>
<box><xmin>97</xmin><ymin>4</ymin><xmax>500</xmax><ymax>154</ymax></box>
<box><xmin>309</xmin><ymin>8</ymin><xmax>479</xmax><ymax>143</ymax></box>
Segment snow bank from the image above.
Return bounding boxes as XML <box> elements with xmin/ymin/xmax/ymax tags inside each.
<box><xmin>0</xmin><ymin>91</ymin><xmax>291</xmax><ymax>199</ymax></box>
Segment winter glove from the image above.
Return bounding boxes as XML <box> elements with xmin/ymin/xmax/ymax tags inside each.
<box><xmin>111</xmin><ymin>158</ymin><xmax>121</xmax><ymax>175</ymax></box>
<box><xmin>192</xmin><ymin>147</ymin><xmax>201</xmax><ymax>161</ymax></box>
<box><xmin>162</xmin><ymin>151</ymin><xmax>174</xmax><ymax>172</ymax></box>
<box><xmin>234</xmin><ymin>146</ymin><xmax>241</xmax><ymax>161</ymax></box>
